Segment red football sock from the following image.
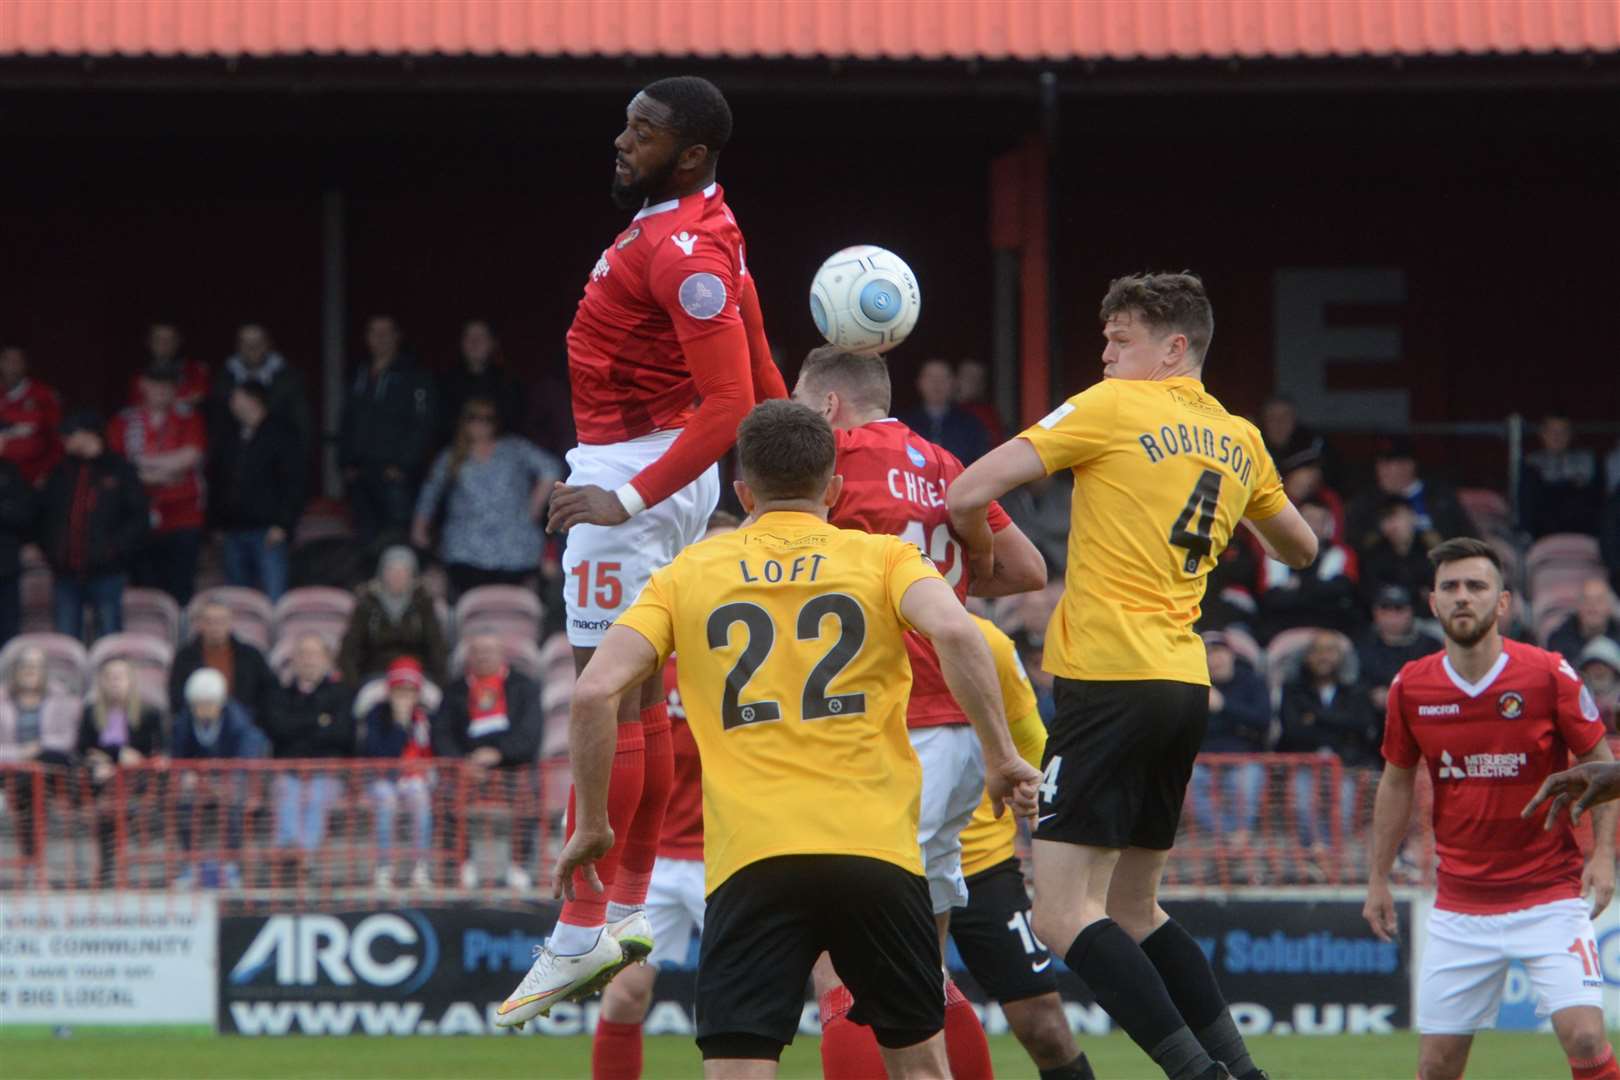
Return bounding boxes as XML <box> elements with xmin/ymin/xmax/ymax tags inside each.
<box><xmin>1572</xmin><ymin>1044</ymin><xmax>1620</xmax><ymax>1080</ymax></box>
<box><xmin>609</xmin><ymin>703</ymin><xmax>672</xmax><ymax>910</ymax></box>
<box><xmin>591</xmin><ymin>1018</ymin><xmax>644</xmax><ymax>1080</ymax></box>
<box><xmin>558</xmin><ymin>721</ymin><xmax>645</xmax><ymax>929</ymax></box>
<box><xmin>944</xmin><ymin>979</ymin><xmax>994</xmax><ymax>1080</ymax></box>
<box><xmin>819</xmin><ymin>984</ymin><xmax>887</xmax><ymax>1079</ymax></box>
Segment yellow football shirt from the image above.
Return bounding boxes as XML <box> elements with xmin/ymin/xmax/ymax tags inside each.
<box><xmin>615</xmin><ymin>509</ymin><xmax>945</xmax><ymax>894</ymax></box>
<box><xmin>1019</xmin><ymin>377</ymin><xmax>1287</xmax><ymax>685</ymax></box>
<box><xmin>958</xmin><ymin>615</ymin><xmax>1045</xmax><ymax>878</ymax></box>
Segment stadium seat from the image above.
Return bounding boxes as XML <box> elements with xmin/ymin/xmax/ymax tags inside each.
<box><xmin>1218</xmin><ymin>625</ymin><xmax>1265</xmax><ymax>673</ymax></box>
<box><xmin>0</xmin><ymin>633</ymin><xmax>90</xmax><ymax>697</ymax></box>
<box><xmin>351</xmin><ymin>675</ymin><xmax>444</xmax><ymax>720</ymax></box>
<box><xmin>292</xmin><ymin>498</ymin><xmax>354</xmax><ymax>548</ymax></box>
<box><xmin>122</xmin><ymin>588</ymin><xmax>182</xmax><ymax>647</ymax></box>
<box><xmin>273</xmin><ymin>587</ymin><xmax>357</xmax><ymax>646</ymax></box>
<box><xmin>449</xmin><ymin>637</ymin><xmax>544</xmax><ymax>682</ymax></box>
<box><xmin>1525</xmin><ymin>533</ymin><xmax>1603</xmax><ymax>576</ymax></box>
<box><xmin>1264</xmin><ymin>627</ymin><xmax>1358</xmax><ymax>703</ymax></box>
<box><xmin>268</xmin><ymin>632</ymin><xmax>340</xmax><ymax>682</ymax></box>
<box><xmin>538</xmin><ymin>632</ymin><xmax>572</xmax><ymax>673</ymax></box>
<box><xmin>188</xmin><ymin>587</ymin><xmax>274</xmax><ymax>650</ymax></box>
<box><xmin>1457</xmin><ymin>487</ymin><xmax>1512</xmax><ymax>538</ymax></box>
<box><xmin>453</xmin><ymin>585</ymin><xmax>542</xmax><ymax>643</ymax></box>
<box><xmin>88</xmin><ymin>633</ymin><xmax>174</xmax><ymax>715</ymax></box>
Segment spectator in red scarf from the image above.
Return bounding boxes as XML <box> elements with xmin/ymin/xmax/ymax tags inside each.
<box><xmin>0</xmin><ymin>346</ymin><xmax>63</xmax><ymax>486</ymax></box>
<box><xmin>363</xmin><ymin>656</ymin><xmax>438</xmax><ymax>889</ymax></box>
<box><xmin>435</xmin><ymin>632</ymin><xmax>543</xmax><ymax>890</ymax></box>
<box><xmin>108</xmin><ymin>360</ymin><xmax>208</xmax><ymax>606</ymax></box>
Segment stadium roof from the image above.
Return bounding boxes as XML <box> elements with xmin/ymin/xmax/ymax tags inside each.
<box><xmin>2</xmin><ymin>0</ymin><xmax>1616</xmax><ymax>63</ymax></box>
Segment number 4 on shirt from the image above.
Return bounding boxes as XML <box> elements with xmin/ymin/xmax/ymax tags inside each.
<box><xmin>1169</xmin><ymin>469</ymin><xmax>1223</xmax><ymax>574</ymax></box>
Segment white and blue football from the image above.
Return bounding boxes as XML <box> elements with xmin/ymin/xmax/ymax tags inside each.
<box><xmin>808</xmin><ymin>245</ymin><xmax>921</xmax><ymax>355</ymax></box>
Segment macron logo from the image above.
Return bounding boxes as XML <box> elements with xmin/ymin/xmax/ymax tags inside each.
<box><xmin>671</xmin><ymin>232</ymin><xmax>697</xmax><ymax>256</ymax></box>
<box><xmin>1419</xmin><ymin>704</ymin><xmax>1461</xmax><ymax>717</ymax></box>
<box><xmin>1437</xmin><ymin>751</ymin><xmax>1467</xmax><ymax>780</ymax></box>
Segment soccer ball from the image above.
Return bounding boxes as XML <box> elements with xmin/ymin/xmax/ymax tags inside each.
<box><xmin>808</xmin><ymin>245</ymin><xmax>921</xmax><ymax>355</ymax></box>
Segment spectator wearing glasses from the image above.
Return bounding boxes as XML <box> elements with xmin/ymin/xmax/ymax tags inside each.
<box><xmin>410</xmin><ymin>396</ymin><xmax>561</xmax><ymax>601</ymax></box>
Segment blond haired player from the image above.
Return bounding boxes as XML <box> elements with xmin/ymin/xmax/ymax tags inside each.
<box><xmin>546</xmin><ymin>400</ymin><xmax>1040</xmax><ymax>1079</ymax></box>
<box><xmin>949</xmin><ymin>272</ymin><xmax>1317</xmax><ymax>1080</ymax></box>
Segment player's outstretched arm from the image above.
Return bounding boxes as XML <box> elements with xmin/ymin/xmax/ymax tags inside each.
<box><xmin>947</xmin><ymin>439</ymin><xmax>1046</xmax><ymax>584</ymax></box>
<box><xmin>969</xmin><ymin>520</ymin><xmax>1048</xmax><ymax>599</ymax></box>
<box><xmin>1243</xmin><ymin>503</ymin><xmax>1318</xmax><ymax>569</ymax></box>
<box><xmin>1363</xmin><ymin>762</ymin><xmax>1417</xmax><ymax>943</ymax></box>
<box><xmin>554</xmin><ymin>625</ymin><xmax>661</xmax><ymax>900</ymax></box>
<box><xmin>900</xmin><ymin>576</ymin><xmax>1041</xmax><ymax>819</ymax></box>
<box><xmin>1523</xmin><ymin>761</ymin><xmax>1620</xmax><ymax>828</ymax></box>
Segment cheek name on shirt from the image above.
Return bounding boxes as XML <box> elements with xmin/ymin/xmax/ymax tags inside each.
<box><xmin>1136</xmin><ymin>423</ymin><xmax>1254</xmax><ymax>486</ymax></box>
<box><xmin>739</xmin><ymin>554</ymin><xmax>827</xmax><ymax>584</ymax></box>
<box><xmin>887</xmin><ymin>468</ymin><xmax>945</xmax><ymax>509</ymax></box>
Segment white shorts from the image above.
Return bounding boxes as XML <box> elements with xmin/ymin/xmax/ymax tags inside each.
<box><xmin>646</xmin><ymin>856</ymin><xmax>705</xmax><ymax>967</ymax></box>
<box><xmin>1418</xmin><ymin>897</ymin><xmax>1605</xmax><ymax>1034</ymax></box>
<box><xmin>910</xmin><ymin>724</ymin><xmax>985</xmax><ymax>915</ymax></box>
<box><xmin>561</xmin><ymin>430</ymin><xmax>721</xmax><ymax>647</ymax></box>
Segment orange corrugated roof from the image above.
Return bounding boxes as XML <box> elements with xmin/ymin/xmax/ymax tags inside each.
<box><xmin>1</xmin><ymin>0</ymin><xmax>1615</xmax><ymax>61</ymax></box>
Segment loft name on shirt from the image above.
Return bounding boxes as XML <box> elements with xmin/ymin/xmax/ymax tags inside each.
<box><xmin>1136</xmin><ymin>422</ymin><xmax>1255</xmax><ymax>486</ymax></box>
<box><xmin>739</xmin><ymin>554</ymin><xmax>827</xmax><ymax>584</ymax></box>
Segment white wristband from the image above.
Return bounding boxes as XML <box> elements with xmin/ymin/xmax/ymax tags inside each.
<box><xmin>615</xmin><ymin>482</ymin><xmax>647</xmax><ymax>517</ymax></box>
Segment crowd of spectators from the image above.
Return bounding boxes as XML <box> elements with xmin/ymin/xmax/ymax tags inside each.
<box><xmin>1</xmin><ymin>329</ymin><xmax>1617</xmax><ymax>885</ymax></box>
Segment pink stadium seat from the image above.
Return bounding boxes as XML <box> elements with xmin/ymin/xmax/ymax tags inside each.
<box><xmin>0</xmin><ymin>633</ymin><xmax>90</xmax><ymax>697</ymax></box>
<box><xmin>122</xmin><ymin>587</ymin><xmax>182</xmax><ymax>647</ymax></box>
<box><xmin>1529</xmin><ymin>565</ymin><xmax>1603</xmax><ymax>606</ymax></box>
<box><xmin>273</xmin><ymin>587</ymin><xmax>356</xmax><ymax>647</ymax></box>
<box><xmin>292</xmin><ymin>499</ymin><xmax>354</xmax><ymax>548</ymax></box>
<box><xmin>88</xmin><ymin>633</ymin><xmax>175</xmax><ymax>715</ymax></box>
<box><xmin>1458</xmin><ymin>488</ymin><xmax>1511</xmax><ymax>537</ymax></box>
<box><xmin>454</xmin><ymin>586</ymin><xmax>542</xmax><ymax>642</ymax></box>
<box><xmin>1526</xmin><ymin>533</ymin><xmax>1603</xmax><ymax>575</ymax></box>
<box><xmin>188</xmin><ymin>587</ymin><xmax>274</xmax><ymax>650</ymax></box>
<box><xmin>1214</xmin><ymin>626</ymin><xmax>1264</xmax><ymax>673</ymax></box>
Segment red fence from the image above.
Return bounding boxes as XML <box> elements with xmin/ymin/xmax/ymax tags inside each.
<box><xmin>0</xmin><ymin>751</ymin><xmax>1608</xmax><ymax>899</ymax></box>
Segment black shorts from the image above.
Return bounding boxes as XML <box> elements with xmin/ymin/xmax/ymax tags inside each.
<box><xmin>1034</xmin><ymin>677</ymin><xmax>1207</xmax><ymax>850</ymax></box>
<box><xmin>953</xmin><ymin>858</ymin><xmax>1057</xmax><ymax>1004</ymax></box>
<box><xmin>696</xmin><ymin>854</ymin><xmax>943</xmax><ymax>1059</ymax></box>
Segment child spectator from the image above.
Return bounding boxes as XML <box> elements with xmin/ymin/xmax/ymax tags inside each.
<box><xmin>363</xmin><ymin>656</ymin><xmax>437</xmax><ymax>889</ymax></box>
<box><xmin>78</xmin><ymin>659</ymin><xmax>165</xmax><ymax>886</ymax></box>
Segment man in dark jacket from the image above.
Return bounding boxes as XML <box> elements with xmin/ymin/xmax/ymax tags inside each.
<box><xmin>1189</xmin><ymin>632</ymin><xmax>1272</xmax><ymax>843</ymax></box>
<box><xmin>1277</xmin><ymin>631</ymin><xmax>1380</xmax><ymax>864</ymax></box>
<box><xmin>267</xmin><ymin>634</ymin><xmax>355</xmax><ymax>874</ymax></box>
<box><xmin>213</xmin><ymin>382</ymin><xmax>306</xmax><ymax>601</ymax></box>
<box><xmin>1357</xmin><ymin>497</ymin><xmax>1436</xmax><ymax>612</ymax></box>
<box><xmin>1355</xmin><ymin>585</ymin><xmax>1438</xmax><ymax>714</ymax></box>
<box><xmin>209</xmin><ymin>323</ymin><xmax>314</xmax><ymax>456</ymax></box>
<box><xmin>40</xmin><ymin>410</ymin><xmax>149</xmax><ymax>641</ymax></box>
<box><xmin>1344</xmin><ymin>436</ymin><xmax>1476</xmax><ymax>555</ymax></box>
<box><xmin>1548</xmin><ymin>578</ymin><xmax>1620</xmax><ymax>660</ymax></box>
<box><xmin>171</xmin><ymin>666</ymin><xmax>267</xmax><ymax>889</ymax></box>
<box><xmin>896</xmin><ymin>359</ymin><xmax>989</xmax><ymax>465</ymax></box>
<box><xmin>339</xmin><ymin>316</ymin><xmax>437</xmax><ymax>544</ymax></box>
<box><xmin>0</xmin><ymin>458</ymin><xmax>35</xmax><ymax>642</ymax></box>
<box><xmin>169</xmin><ymin>598</ymin><xmax>278</xmax><ymax>726</ymax></box>
<box><xmin>435</xmin><ymin>632</ymin><xmax>543</xmax><ymax>889</ymax></box>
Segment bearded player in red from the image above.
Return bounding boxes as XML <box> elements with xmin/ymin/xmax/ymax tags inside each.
<box><xmin>793</xmin><ymin>346</ymin><xmax>1060</xmax><ymax>1080</ymax></box>
<box><xmin>498</xmin><ymin>78</ymin><xmax>784</xmax><ymax>1026</ymax></box>
<box><xmin>1364</xmin><ymin>538</ymin><xmax>1617</xmax><ymax>1080</ymax></box>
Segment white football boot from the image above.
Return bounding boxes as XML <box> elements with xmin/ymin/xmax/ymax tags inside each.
<box><xmin>494</xmin><ymin>931</ymin><xmax>624</xmax><ymax>1028</ymax></box>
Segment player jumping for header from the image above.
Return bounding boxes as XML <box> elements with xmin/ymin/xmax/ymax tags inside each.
<box><xmin>498</xmin><ymin>76</ymin><xmax>786</xmax><ymax>1026</ymax></box>
<box><xmin>1365</xmin><ymin>537</ymin><xmax>1617</xmax><ymax>1080</ymax></box>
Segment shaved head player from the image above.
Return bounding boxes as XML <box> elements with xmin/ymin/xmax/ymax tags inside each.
<box><xmin>499</xmin><ymin>76</ymin><xmax>786</xmax><ymax>1025</ymax></box>
<box><xmin>949</xmin><ymin>272</ymin><xmax>1319</xmax><ymax>1080</ymax></box>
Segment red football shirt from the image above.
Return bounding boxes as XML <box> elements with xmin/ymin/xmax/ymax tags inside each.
<box><xmin>829</xmin><ymin>419</ymin><xmax>1012</xmax><ymax>727</ymax></box>
<box><xmin>106</xmin><ymin>405</ymin><xmax>208</xmax><ymax>532</ymax></box>
<box><xmin>567</xmin><ymin>183</ymin><xmax>746</xmax><ymax>446</ymax></box>
<box><xmin>1383</xmin><ymin>638</ymin><xmax>1608</xmax><ymax>914</ymax></box>
<box><xmin>0</xmin><ymin>378</ymin><xmax>62</xmax><ymax>484</ymax></box>
<box><xmin>657</xmin><ymin>657</ymin><xmax>703</xmax><ymax>860</ymax></box>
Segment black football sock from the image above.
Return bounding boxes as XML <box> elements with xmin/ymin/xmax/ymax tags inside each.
<box><xmin>1064</xmin><ymin>919</ymin><xmax>1215</xmax><ymax>1080</ymax></box>
<box><xmin>1140</xmin><ymin>919</ymin><xmax>1259</xmax><ymax>1080</ymax></box>
<box><xmin>1039</xmin><ymin>1052</ymin><xmax>1097</xmax><ymax>1080</ymax></box>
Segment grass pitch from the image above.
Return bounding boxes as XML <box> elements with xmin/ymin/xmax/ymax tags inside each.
<box><xmin>0</xmin><ymin>1030</ymin><xmax>1580</xmax><ymax>1079</ymax></box>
